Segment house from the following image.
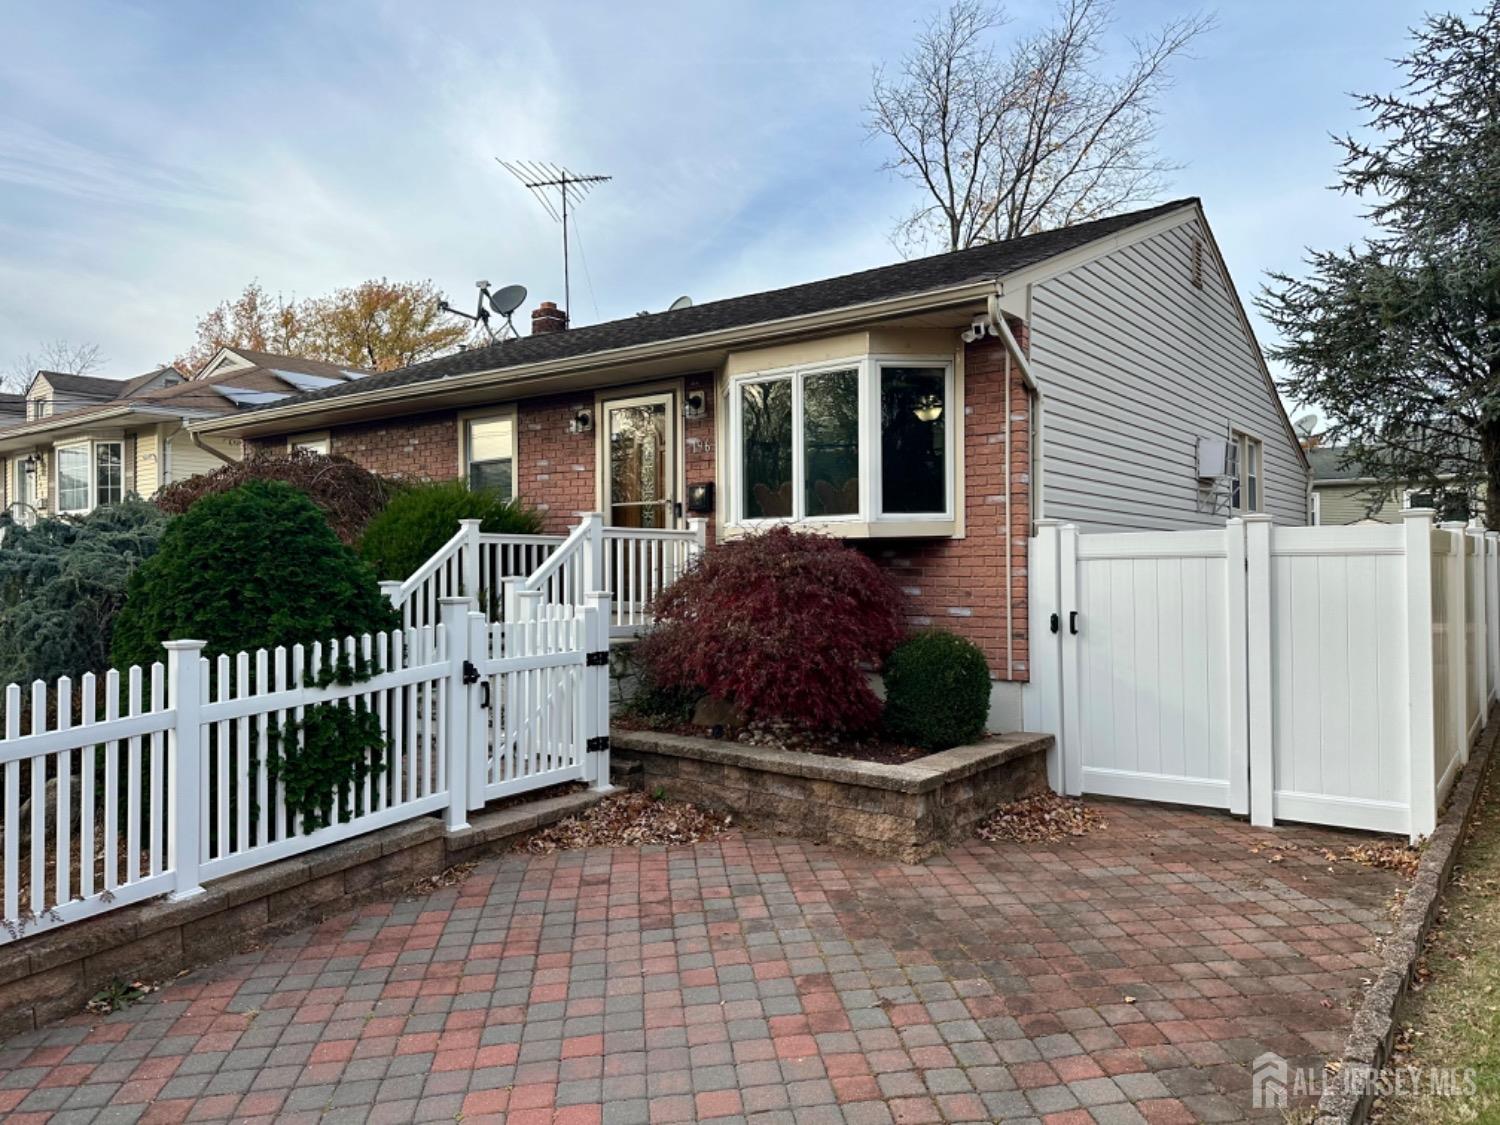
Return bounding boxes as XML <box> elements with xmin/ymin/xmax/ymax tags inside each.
<box><xmin>189</xmin><ymin>198</ymin><xmax>1309</xmax><ymax>726</ymax></box>
<box><xmin>1309</xmin><ymin>446</ymin><xmax>1478</xmax><ymax>524</ymax></box>
<box><xmin>0</xmin><ymin>349</ymin><xmax>371</xmax><ymax>522</ymax></box>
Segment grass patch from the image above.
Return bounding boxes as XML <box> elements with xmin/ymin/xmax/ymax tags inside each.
<box><xmin>1378</xmin><ymin>762</ymin><xmax>1500</xmax><ymax>1122</ymax></box>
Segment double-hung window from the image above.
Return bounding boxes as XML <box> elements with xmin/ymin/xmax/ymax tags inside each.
<box><xmin>463</xmin><ymin>412</ymin><xmax>517</xmax><ymax>497</ymax></box>
<box><xmin>56</xmin><ymin>444</ymin><xmax>90</xmax><ymax>514</ymax></box>
<box><xmin>730</xmin><ymin>357</ymin><xmax>954</xmax><ymax>530</ymax></box>
<box><xmin>1230</xmin><ymin>430</ymin><xmax>1262</xmax><ymax>513</ymax></box>
<box><xmin>95</xmin><ymin>441</ymin><xmax>123</xmax><ymax>507</ymax></box>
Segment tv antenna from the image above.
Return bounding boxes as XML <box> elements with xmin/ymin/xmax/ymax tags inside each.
<box><xmin>438</xmin><ymin>281</ymin><xmax>528</xmax><ymax>343</ymax></box>
<box><xmin>498</xmin><ymin>160</ymin><xmax>611</xmax><ymax>318</ymax></box>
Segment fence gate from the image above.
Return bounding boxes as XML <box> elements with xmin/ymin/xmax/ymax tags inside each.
<box><xmin>1033</xmin><ymin>520</ymin><xmax>1249</xmax><ymax>815</ymax></box>
<box><xmin>461</xmin><ymin>594</ymin><xmax>610</xmax><ymax>806</ymax></box>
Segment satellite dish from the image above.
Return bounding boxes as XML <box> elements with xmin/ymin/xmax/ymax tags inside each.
<box><xmin>489</xmin><ymin>284</ymin><xmax>528</xmax><ymax>316</ymax></box>
<box><xmin>668</xmin><ymin>295</ymin><xmax>693</xmax><ymax>311</ymax></box>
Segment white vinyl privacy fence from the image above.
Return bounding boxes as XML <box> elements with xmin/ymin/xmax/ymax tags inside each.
<box><xmin>0</xmin><ymin>594</ymin><xmax>614</xmax><ymax>946</ymax></box>
<box><xmin>1028</xmin><ymin>510</ymin><xmax>1497</xmax><ymax>841</ymax></box>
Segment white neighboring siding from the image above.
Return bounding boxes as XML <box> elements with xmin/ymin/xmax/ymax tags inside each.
<box><xmin>165</xmin><ymin>432</ymin><xmax>240</xmax><ymax>484</ymax></box>
<box><xmin>1029</xmin><ymin>217</ymin><xmax>1308</xmax><ymax>532</ymax></box>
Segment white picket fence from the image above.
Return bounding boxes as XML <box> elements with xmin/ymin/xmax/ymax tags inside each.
<box><xmin>1028</xmin><ymin>510</ymin><xmax>1497</xmax><ymax>841</ymax></box>
<box><xmin>0</xmin><ymin>593</ymin><xmax>614</xmax><ymax>946</ymax></box>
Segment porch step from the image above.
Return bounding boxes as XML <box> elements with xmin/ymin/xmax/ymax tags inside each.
<box><xmin>445</xmin><ymin>786</ymin><xmax>611</xmax><ymax>859</ymax></box>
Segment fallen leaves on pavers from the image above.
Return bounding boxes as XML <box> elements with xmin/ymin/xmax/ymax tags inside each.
<box><xmin>975</xmin><ymin>792</ymin><xmax>1107</xmax><ymax>844</ymax></box>
<box><xmin>1251</xmin><ymin>837</ymin><xmax>1422</xmax><ymax>877</ymax></box>
<box><xmin>523</xmin><ymin>790</ymin><xmax>730</xmax><ymax>853</ymax></box>
<box><xmin>408</xmin><ymin>861</ymin><xmax>478</xmax><ymax>894</ymax></box>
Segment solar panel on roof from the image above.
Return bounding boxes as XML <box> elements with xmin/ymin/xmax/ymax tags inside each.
<box><xmin>271</xmin><ymin>370</ymin><xmax>343</xmax><ymax>391</ymax></box>
<box><xmin>212</xmin><ymin>386</ymin><xmax>291</xmax><ymax>406</ymax></box>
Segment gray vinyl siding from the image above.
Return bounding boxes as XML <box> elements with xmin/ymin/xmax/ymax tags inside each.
<box><xmin>1029</xmin><ymin>217</ymin><xmax>1308</xmax><ymax>532</ymax></box>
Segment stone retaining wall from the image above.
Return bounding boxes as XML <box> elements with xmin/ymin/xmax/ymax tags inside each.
<box><xmin>612</xmin><ymin>730</ymin><xmax>1052</xmax><ymax>863</ymax></box>
<box><xmin>0</xmin><ymin>789</ymin><xmax>602</xmax><ymax>1039</ymax></box>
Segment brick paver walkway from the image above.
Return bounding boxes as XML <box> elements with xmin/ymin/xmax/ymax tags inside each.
<box><xmin>0</xmin><ymin>800</ymin><xmax>1399</xmax><ymax>1124</ymax></box>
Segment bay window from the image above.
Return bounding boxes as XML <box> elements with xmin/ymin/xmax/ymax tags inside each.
<box><xmin>729</xmin><ymin>356</ymin><xmax>955</xmax><ymax>530</ymax></box>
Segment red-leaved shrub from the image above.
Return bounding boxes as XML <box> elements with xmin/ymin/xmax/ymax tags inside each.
<box><xmin>636</xmin><ymin>527</ymin><xmax>905</xmax><ymax>732</ymax></box>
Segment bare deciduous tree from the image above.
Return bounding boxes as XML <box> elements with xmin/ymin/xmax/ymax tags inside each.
<box><xmin>869</xmin><ymin>0</ymin><xmax>1211</xmax><ymax>253</ymax></box>
<box><xmin>4</xmin><ymin>340</ymin><xmax>105</xmax><ymax>393</ymax></box>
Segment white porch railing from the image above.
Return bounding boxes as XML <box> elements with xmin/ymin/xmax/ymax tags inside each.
<box><xmin>384</xmin><ymin>514</ymin><xmax>706</xmax><ymax>636</ymax></box>
<box><xmin>498</xmin><ymin>513</ymin><xmax>707</xmax><ymax>637</ymax></box>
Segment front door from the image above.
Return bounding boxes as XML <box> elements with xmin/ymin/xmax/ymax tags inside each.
<box><xmin>604</xmin><ymin>392</ymin><xmax>677</xmax><ymax>528</ymax></box>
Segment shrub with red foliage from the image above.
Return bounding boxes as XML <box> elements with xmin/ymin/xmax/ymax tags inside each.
<box><xmin>636</xmin><ymin>526</ymin><xmax>906</xmax><ymax>732</ymax></box>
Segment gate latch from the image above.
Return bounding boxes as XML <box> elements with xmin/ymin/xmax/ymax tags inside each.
<box><xmin>587</xmin><ymin>735</ymin><xmax>610</xmax><ymax>753</ymax></box>
<box><xmin>462</xmin><ymin>660</ymin><xmax>480</xmax><ymax>686</ymax></box>
<box><xmin>585</xmin><ymin>650</ymin><xmax>610</xmax><ymax>667</ymax></box>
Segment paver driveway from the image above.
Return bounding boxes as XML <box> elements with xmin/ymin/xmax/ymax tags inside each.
<box><xmin>0</xmin><ymin>799</ymin><xmax>1399</xmax><ymax>1124</ymax></box>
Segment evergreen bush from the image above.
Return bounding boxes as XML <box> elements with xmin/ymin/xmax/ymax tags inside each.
<box><xmin>111</xmin><ymin>481</ymin><xmax>397</xmax><ymax>669</ymax></box>
<box><xmin>358</xmin><ymin>479</ymin><xmax>543</xmax><ymax>582</ymax></box>
<box><xmin>882</xmin><ymin>631</ymin><xmax>991</xmax><ymax>750</ymax></box>
<box><xmin>0</xmin><ymin>500</ymin><xmax>170</xmax><ymax>687</ymax></box>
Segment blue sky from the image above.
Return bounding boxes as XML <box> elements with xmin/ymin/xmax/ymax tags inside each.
<box><xmin>0</xmin><ymin>0</ymin><xmax>1429</xmax><ymax>408</ymax></box>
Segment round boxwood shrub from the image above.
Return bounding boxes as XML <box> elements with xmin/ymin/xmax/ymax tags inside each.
<box><xmin>636</xmin><ymin>526</ymin><xmax>905</xmax><ymax>732</ymax></box>
<box><xmin>882</xmin><ymin>631</ymin><xmax>991</xmax><ymax>750</ymax></box>
<box><xmin>358</xmin><ymin>479</ymin><xmax>544</xmax><ymax>582</ymax></box>
<box><xmin>111</xmin><ymin>481</ymin><xmax>398</xmax><ymax>668</ymax></box>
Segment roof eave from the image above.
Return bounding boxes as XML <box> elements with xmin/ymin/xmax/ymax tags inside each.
<box><xmin>190</xmin><ymin>277</ymin><xmax>1003</xmax><ymax>437</ymax></box>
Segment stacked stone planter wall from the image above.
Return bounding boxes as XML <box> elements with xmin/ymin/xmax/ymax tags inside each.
<box><xmin>612</xmin><ymin>729</ymin><xmax>1052</xmax><ymax>863</ymax></box>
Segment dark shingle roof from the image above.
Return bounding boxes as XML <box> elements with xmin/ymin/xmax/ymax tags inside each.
<box><xmin>245</xmin><ymin>199</ymin><xmax>1197</xmax><ymax>415</ymax></box>
<box><xmin>1308</xmin><ymin>448</ymin><xmax>1375</xmax><ymax>481</ymax></box>
<box><xmin>0</xmin><ymin>393</ymin><xmax>23</xmax><ymax>417</ymax></box>
<box><xmin>35</xmin><ymin>370</ymin><xmax>132</xmax><ymax>400</ymax></box>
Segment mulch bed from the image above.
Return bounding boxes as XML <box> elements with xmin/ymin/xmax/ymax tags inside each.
<box><xmin>615</xmin><ymin>715</ymin><xmax>947</xmax><ymax>765</ymax></box>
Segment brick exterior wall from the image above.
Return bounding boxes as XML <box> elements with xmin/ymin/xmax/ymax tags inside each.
<box><xmin>242</xmin><ymin>339</ymin><xmax>1030</xmax><ymax>681</ymax></box>
<box><xmin>858</xmin><ymin>331</ymin><xmax>1031</xmax><ymax>683</ymax></box>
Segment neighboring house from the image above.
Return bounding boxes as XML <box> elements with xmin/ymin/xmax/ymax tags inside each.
<box><xmin>190</xmin><ymin>198</ymin><xmax>1310</xmax><ymax>725</ymax></box>
<box><xmin>1308</xmin><ymin>447</ymin><xmax>1479</xmax><ymax>525</ymax></box>
<box><xmin>0</xmin><ymin>349</ymin><xmax>372</xmax><ymax>522</ymax></box>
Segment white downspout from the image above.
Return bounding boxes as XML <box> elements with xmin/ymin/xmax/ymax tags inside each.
<box><xmin>189</xmin><ymin>428</ymin><xmax>238</xmax><ymax>467</ymax></box>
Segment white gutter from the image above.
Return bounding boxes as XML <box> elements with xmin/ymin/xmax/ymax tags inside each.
<box><xmin>191</xmin><ymin>278</ymin><xmax>1005</xmax><ymax>436</ymax></box>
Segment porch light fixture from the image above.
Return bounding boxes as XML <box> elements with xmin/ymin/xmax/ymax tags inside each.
<box><xmin>20</xmin><ymin>453</ymin><xmax>38</xmax><ymax>477</ymax></box>
<box><xmin>683</xmin><ymin>390</ymin><xmax>707</xmax><ymax>420</ymax></box>
<box><xmin>913</xmin><ymin>395</ymin><xmax>943</xmax><ymax>423</ymax></box>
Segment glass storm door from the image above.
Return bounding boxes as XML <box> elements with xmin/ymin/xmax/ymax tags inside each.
<box><xmin>605</xmin><ymin>393</ymin><xmax>676</xmax><ymax>528</ymax></box>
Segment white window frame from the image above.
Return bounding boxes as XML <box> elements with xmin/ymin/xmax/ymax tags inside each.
<box><xmin>458</xmin><ymin>407</ymin><xmax>519</xmax><ymax>499</ymax></box>
<box><xmin>55</xmin><ymin>442</ymin><xmax>92</xmax><ymax>514</ymax></box>
<box><xmin>1230</xmin><ymin>429</ymin><xmax>1263</xmax><ymax>514</ymax></box>
<box><xmin>727</xmin><ymin>354</ymin><xmax>956</xmax><ymax>530</ymax></box>
<box><xmin>94</xmin><ymin>440</ymin><xmax>124</xmax><ymax>508</ymax></box>
<box><xmin>52</xmin><ymin>437</ymin><xmax>126</xmax><ymax>516</ymax></box>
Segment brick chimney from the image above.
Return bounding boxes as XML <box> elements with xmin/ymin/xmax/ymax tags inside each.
<box><xmin>531</xmin><ymin>302</ymin><xmax>568</xmax><ymax>335</ymax></box>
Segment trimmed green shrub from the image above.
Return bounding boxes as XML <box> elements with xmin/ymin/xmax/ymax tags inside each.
<box><xmin>111</xmin><ymin>481</ymin><xmax>397</xmax><ymax>669</ymax></box>
<box><xmin>882</xmin><ymin>631</ymin><xmax>991</xmax><ymax>750</ymax></box>
<box><xmin>0</xmin><ymin>500</ymin><xmax>170</xmax><ymax>687</ymax></box>
<box><xmin>358</xmin><ymin>479</ymin><xmax>543</xmax><ymax>582</ymax></box>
